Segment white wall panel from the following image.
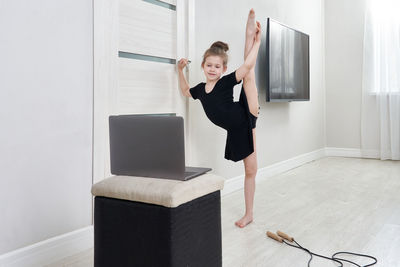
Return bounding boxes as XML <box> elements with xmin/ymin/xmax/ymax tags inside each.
<box><xmin>119</xmin><ymin>0</ymin><xmax>177</xmax><ymax>59</ymax></box>
<box><xmin>117</xmin><ymin>58</ymin><xmax>185</xmax><ymax>115</ymax></box>
<box><xmin>325</xmin><ymin>0</ymin><xmax>366</xmax><ymax>149</ymax></box>
<box><xmin>0</xmin><ymin>0</ymin><xmax>92</xmax><ymax>255</ymax></box>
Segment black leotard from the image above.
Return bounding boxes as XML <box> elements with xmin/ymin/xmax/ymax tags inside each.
<box><xmin>190</xmin><ymin>70</ymin><xmax>258</xmax><ymax>162</ymax></box>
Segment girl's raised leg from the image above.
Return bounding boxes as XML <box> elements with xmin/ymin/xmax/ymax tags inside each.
<box><xmin>243</xmin><ymin>13</ymin><xmax>261</xmax><ymax>116</ymax></box>
<box><xmin>244</xmin><ymin>9</ymin><xmax>257</xmax><ymax>60</ymax></box>
<box><xmin>243</xmin><ymin>10</ymin><xmax>261</xmax><ymax>117</ymax></box>
<box><xmin>243</xmin><ymin>66</ymin><xmax>260</xmax><ymax>117</ymax></box>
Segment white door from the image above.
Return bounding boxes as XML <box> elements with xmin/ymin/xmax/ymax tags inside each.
<box><xmin>93</xmin><ymin>0</ymin><xmax>193</xmax><ymax>183</ymax></box>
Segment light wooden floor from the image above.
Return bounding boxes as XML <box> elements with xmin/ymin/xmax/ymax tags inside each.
<box><xmin>47</xmin><ymin>157</ymin><xmax>400</xmax><ymax>267</ymax></box>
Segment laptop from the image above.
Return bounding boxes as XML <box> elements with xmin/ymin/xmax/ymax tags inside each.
<box><xmin>109</xmin><ymin>114</ymin><xmax>212</xmax><ymax>181</ymax></box>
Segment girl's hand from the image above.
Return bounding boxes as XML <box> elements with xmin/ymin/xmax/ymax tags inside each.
<box><xmin>178</xmin><ymin>58</ymin><xmax>189</xmax><ymax>71</ymax></box>
<box><xmin>254</xmin><ymin>21</ymin><xmax>262</xmax><ymax>43</ymax></box>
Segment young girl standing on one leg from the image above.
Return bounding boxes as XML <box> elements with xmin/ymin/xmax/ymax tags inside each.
<box><xmin>177</xmin><ymin>9</ymin><xmax>261</xmax><ymax>228</ymax></box>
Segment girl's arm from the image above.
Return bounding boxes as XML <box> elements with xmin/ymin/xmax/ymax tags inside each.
<box><xmin>177</xmin><ymin>59</ymin><xmax>192</xmax><ymax>97</ymax></box>
<box><xmin>235</xmin><ymin>22</ymin><xmax>262</xmax><ymax>82</ymax></box>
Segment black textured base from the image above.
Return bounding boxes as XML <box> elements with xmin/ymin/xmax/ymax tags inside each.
<box><xmin>94</xmin><ymin>191</ymin><xmax>222</xmax><ymax>267</ymax></box>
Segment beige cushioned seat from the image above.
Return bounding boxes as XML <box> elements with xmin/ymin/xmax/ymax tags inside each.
<box><xmin>91</xmin><ymin>173</ymin><xmax>225</xmax><ymax>208</ymax></box>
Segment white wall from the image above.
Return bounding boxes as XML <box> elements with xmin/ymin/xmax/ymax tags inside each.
<box><xmin>0</xmin><ymin>0</ymin><xmax>93</xmax><ymax>254</ymax></box>
<box><xmin>325</xmin><ymin>0</ymin><xmax>367</xmax><ymax>149</ymax></box>
<box><xmin>188</xmin><ymin>0</ymin><xmax>326</xmax><ymax>178</ymax></box>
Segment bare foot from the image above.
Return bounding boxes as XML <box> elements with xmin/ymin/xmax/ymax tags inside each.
<box><xmin>235</xmin><ymin>214</ymin><xmax>253</xmax><ymax>228</ymax></box>
<box><xmin>246</xmin><ymin>9</ymin><xmax>257</xmax><ymax>38</ymax></box>
<box><xmin>244</xmin><ymin>9</ymin><xmax>257</xmax><ymax>59</ymax></box>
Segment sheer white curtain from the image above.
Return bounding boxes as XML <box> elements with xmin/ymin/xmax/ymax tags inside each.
<box><xmin>361</xmin><ymin>0</ymin><xmax>400</xmax><ymax>160</ymax></box>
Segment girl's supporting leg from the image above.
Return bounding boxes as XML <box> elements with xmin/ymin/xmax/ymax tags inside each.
<box><xmin>235</xmin><ymin>128</ymin><xmax>257</xmax><ymax>228</ymax></box>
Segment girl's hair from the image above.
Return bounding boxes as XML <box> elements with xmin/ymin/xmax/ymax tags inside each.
<box><xmin>201</xmin><ymin>41</ymin><xmax>229</xmax><ymax>68</ymax></box>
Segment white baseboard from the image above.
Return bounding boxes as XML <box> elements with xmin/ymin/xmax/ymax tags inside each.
<box><xmin>221</xmin><ymin>148</ymin><xmax>326</xmax><ymax>196</ymax></box>
<box><xmin>325</xmin><ymin>147</ymin><xmax>379</xmax><ymax>159</ymax></box>
<box><xmin>0</xmin><ymin>226</ymin><xmax>93</xmax><ymax>267</ymax></box>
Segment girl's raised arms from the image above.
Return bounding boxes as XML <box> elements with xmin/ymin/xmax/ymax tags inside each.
<box><xmin>177</xmin><ymin>58</ymin><xmax>192</xmax><ymax>97</ymax></box>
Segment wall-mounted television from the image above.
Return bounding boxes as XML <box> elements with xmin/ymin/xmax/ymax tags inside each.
<box><xmin>266</xmin><ymin>18</ymin><xmax>310</xmax><ymax>102</ymax></box>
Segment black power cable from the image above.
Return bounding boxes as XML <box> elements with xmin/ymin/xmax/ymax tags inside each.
<box><xmin>267</xmin><ymin>231</ymin><xmax>378</xmax><ymax>267</ymax></box>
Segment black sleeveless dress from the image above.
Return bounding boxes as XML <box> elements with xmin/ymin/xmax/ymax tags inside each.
<box><xmin>189</xmin><ymin>70</ymin><xmax>258</xmax><ymax>162</ymax></box>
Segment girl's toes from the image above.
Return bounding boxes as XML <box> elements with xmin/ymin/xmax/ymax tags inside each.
<box><xmin>249</xmin><ymin>8</ymin><xmax>255</xmax><ymax>17</ymax></box>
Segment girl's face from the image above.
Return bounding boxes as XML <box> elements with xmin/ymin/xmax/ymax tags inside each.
<box><xmin>202</xmin><ymin>55</ymin><xmax>227</xmax><ymax>82</ymax></box>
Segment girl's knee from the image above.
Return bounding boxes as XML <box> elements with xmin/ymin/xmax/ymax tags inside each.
<box><xmin>245</xmin><ymin>171</ymin><xmax>257</xmax><ymax>178</ymax></box>
<box><xmin>245</xmin><ymin>165</ymin><xmax>257</xmax><ymax>177</ymax></box>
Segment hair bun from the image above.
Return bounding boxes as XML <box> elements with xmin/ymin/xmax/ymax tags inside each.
<box><xmin>210</xmin><ymin>41</ymin><xmax>229</xmax><ymax>52</ymax></box>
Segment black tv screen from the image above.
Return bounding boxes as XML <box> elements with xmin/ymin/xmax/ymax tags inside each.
<box><xmin>266</xmin><ymin>18</ymin><xmax>310</xmax><ymax>102</ymax></box>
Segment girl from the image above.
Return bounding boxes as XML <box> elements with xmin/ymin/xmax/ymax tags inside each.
<box><xmin>177</xmin><ymin>9</ymin><xmax>261</xmax><ymax>228</ymax></box>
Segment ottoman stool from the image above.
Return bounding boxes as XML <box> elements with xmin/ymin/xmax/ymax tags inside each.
<box><xmin>91</xmin><ymin>173</ymin><xmax>225</xmax><ymax>267</ymax></box>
